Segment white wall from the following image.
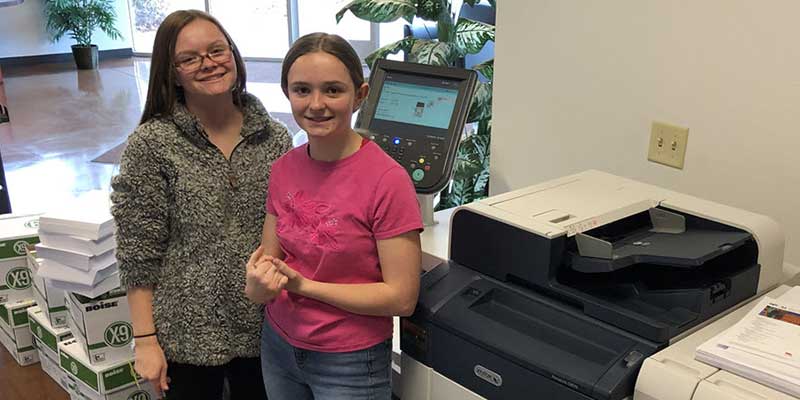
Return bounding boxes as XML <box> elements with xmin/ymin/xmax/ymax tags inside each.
<box><xmin>0</xmin><ymin>0</ymin><xmax>131</xmax><ymax>58</ymax></box>
<box><xmin>492</xmin><ymin>1</ymin><xmax>800</xmax><ymax>266</ymax></box>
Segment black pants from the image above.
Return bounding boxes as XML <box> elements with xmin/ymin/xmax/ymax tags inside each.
<box><xmin>166</xmin><ymin>357</ymin><xmax>267</xmax><ymax>400</ymax></box>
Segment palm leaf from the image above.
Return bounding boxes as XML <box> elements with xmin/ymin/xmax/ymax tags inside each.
<box><xmin>43</xmin><ymin>0</ymin><xmax>122</xmax><ymax>45</ymax></box>
<box><xmin>364</xmin><ymin>37</ymin><xmax>416</xmax><ymax>68</ymax></box>
<box><xmin>455</xmin><ymin>18</ymin><xmax>495</xmax><ymax>56</ymax></box>
<box><xmin>472</xmin><ymin>58</ymin><xmax>494</xmax><ymax>81</ymax></box>
<box><xmin>440</xmin><ymin>178</ymin><xmax>472</xmax><ymax>208</ymax></box>
<box><xmin>336</xmin><ymin>0</ymin><xmax>416</xmax><ymax>24</ymax></box>
<box><xmin>467</xmin><ymin>81</ymin><xmax>493</xmax><ymax>123</ymax></box>
<box><xmin>408</xmin><ymin>40</ymin><xmax>459</xmax><ymax>66</ymax></box>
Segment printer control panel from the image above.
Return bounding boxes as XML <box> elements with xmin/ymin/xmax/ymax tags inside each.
<box><xmin>355</xmin><ymin>59</ymin><xmax>477</xmax><ymax>194</ymax></box>
<box><xmin>368</xmin><ymin>133</ymin><xmax>447</xmax><ymax>189</ymax></box>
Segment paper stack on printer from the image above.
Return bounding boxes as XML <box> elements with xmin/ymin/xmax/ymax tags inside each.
<box><xmin>32</xmin><ymin>199</ymin><xmax>118</xmax><ymax>299</ymax></box>
<box><xmin>696</xmin><ymin>287</ymin><xmax>800</xmax><ymax>398</ymax></box>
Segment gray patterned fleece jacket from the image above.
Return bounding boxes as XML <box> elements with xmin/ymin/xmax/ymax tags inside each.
<box><xmin>110</xmin><ymin>93</ymin><xmax>292</xmax><ymax>365</ymax></box>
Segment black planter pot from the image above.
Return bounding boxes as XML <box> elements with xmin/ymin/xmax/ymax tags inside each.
<box><xmin>71</xmin><ymin>45</ymin><xmax>99</xmax><ymax>70</ymax></box>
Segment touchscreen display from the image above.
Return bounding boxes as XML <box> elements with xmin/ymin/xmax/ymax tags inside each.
<box><xmin>373</xmin><ymin>81</ymin><xmax>459</xmax><ymax>130</ymax></box>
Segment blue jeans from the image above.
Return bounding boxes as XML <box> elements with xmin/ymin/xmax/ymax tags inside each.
<box><xmin>260</xmin><ymin>321</ymin><xmax>392</xmax><ymax>400</ymax></box>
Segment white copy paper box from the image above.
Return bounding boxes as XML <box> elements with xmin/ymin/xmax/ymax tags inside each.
<box><xmin>0</xmin><ymin>214</ymin><xmax>39</xmax><ymax>304</ymax></box>
<box><xmin>28</xmin><ymin>306</ymin><xmax>72</xmax><ymax>361</ymax></box>
<box><xmin>0</xmin><ymin>298</ymin><xmax>39</xmax><ymax>366</ymax></box>
<box><xmin>38</xmin><ymin>340</ymin><xmax>73</xmax><ymax>392</ymax></box>
<box><xmin>65</xmin><ymin>289</ymin><xmax>133</xmax><ymax>365</ymax></box>
<box><xmin>71</xmin><ymin>375</ymin><xmax>158</xmax><ymax>400</ymax></box>
<box><xmin>58</xmin><ymin>338</ymin><xmax>139</xmax><ymax>394</ymax></box>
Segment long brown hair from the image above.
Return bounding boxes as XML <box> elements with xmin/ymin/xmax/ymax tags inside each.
<box><xmin>139</xmin><ymin>10</ymin><xmax>247</xmax><ymax>125</ymax></box>
<box><xmin>281</xmin><ymin>33</ymin><xmax>364</xmax><ymax>98</ymax></box>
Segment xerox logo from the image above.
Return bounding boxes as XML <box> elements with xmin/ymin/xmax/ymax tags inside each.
<box><xmin>6</xmin><ymin>267</ymin><xmax>31</xmax><ymax>290</ymax></box>
<box><xmin>474</xmin><ymin>365</ymin><xmax>502</xmax><ymax>387</ymax></box>
<box><xmin>128</xmin><ymin>390</ymin><xmax>151</xmax><ymax>400</ymax></box>
<box><xmin>105</xmin><ymin>321</ymin><xmax>133</xmax><ymax>347</ymax></box>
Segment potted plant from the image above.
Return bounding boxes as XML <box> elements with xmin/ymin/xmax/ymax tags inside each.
<box><xmin>43</xmin><ymin>0</ymin><xmax>123</xmax><ymax>69</ymax></box>
<box><xmin>337</xmin><ymin>0</ymin><xmax>496</xmax><ymax>208</ymax></box>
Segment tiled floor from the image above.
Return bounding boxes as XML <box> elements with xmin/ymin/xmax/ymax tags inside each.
<box><xmin>0</xmin><ymin>57</ymin><xmax>295</xmax><ymax>216</ymax></box>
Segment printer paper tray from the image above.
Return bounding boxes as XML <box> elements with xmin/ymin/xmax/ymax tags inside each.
<box><xmin>431</xmin><ymin>276</ymin><xmax>659</xmax><ymax>400</ymax></box>
<box><xmin>571</xmin><ymin>229</ymin><xmax>752</xmax><ymax>273</ymax></box>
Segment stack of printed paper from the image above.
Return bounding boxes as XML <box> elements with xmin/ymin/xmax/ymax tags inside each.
<box><xmin>696</xmin><ymin>287</ymin><xmax>800</xmax><ymax>397</ymax></box>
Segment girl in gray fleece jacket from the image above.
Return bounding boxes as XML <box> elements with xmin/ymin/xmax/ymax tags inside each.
<box><xmin>110</xmin><ymin>10</ymin><xmax>290</xmax><ymax>400</ymax></box>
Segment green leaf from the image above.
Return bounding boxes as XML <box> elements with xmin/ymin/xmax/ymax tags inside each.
<box><xmin>364</xmin><ymin>37</ymin><xmax>416</xmax><ymax>68</ymax></box>
<box><xmin>43</xmin><ymin>0</ymin><xmax>122</xmax><ymax>46</ymax></box>
<box><xmin>474</xmin><ymin>167</ymin><xmax>490</xmax><ymax>195</ymax></box>
<box><xmin>455</xmin><ymin>17</ymin><xmax>495</xmax><ymax>55</ymax></box>
<box><xmin>472</xmin><ymin>58</ymin><xmax>494</xmax><ymax>81</ymax></box>
<box><xmin>416</xmin><ymin>0</ymin><xmax>447</xmax><ymax>21</ymax></box>
<box><xmin>443</xmin><ymin>178</ymin><xmax>472</xmax><ymax>207</ymax></box>
<box><xmin>408</xmin><ymin>40</ymin><xmax>459</xmax><ymax>66</ymax></box>
<box><xmin>473</xmin><ymin>120</ymin><xmax>491</xmax><ymax>196</ymax></box>
<box><xmin>467</xmin><ymin>81</ymin><xmax>492</xmax><ymax>123</ymax></box>
<box><xmin>336</xmin><ymin>0</ymin><xmax>417</xmax><ymax>24</ymax></box>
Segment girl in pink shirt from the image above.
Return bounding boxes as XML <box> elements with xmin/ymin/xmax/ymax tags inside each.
<box><xmin>244</xmin><ymin>33</ymin><xmax>424</xmax><ymax>399</ymax></box>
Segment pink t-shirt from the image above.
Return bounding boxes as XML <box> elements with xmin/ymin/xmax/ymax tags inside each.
<box><xmin>265</xmin><ymin>140</ymin><xmax>423</xmax><ymax>352</ymax></box>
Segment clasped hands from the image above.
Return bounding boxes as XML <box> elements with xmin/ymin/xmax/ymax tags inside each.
<box><xmin>244</xmin><ymin>246</ymin><xmax>304</xmax><ymax>304</ymax></box>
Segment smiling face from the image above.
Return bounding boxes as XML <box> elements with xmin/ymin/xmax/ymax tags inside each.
<box><xmin>286</xmin><ymin>51</ymin><xmax>368</xmax><ymax>140</ymax></box>
<box><xmin>174</xmin><ymin>19</ymin><xmax>237</xmax><ymax>100</ymax></box>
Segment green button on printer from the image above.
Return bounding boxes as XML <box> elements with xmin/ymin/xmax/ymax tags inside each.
<box><xmin>412</xmin><ymin>169</ymin><xmax>425</xmax><ymax>182</ymax></box>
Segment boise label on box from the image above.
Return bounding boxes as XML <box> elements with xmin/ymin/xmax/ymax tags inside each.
<box><xmin>59</xmin><ymin>338</ymin><xmax>139</xmax><ymax>394</ymax></box>
<box><xmin>28</xmin><ymin>250</ymin><xmax>69</xmax><ymax>328</ymax></box>
<box><xmin>28</xmin><ymin>305</ymin><xmax>72</xmax><ymax>361</ymax></box>
<box><xmin>0</xmin><ymin>298</ymin><xmax>39</xmax><ymax>366</ymax></box>
<box><xmin>0</xmin><ymin>214</ymin><xmax>40</xmax><ymax>304</ymax></box>
<box><xmin>66</xmin><ymin>289</ymin><xmax>133</xmax><ymax>364</ymax></box>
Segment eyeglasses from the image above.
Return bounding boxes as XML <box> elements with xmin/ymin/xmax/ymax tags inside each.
<box><xmin>174</xmin><ymin>44</ymin><xmax>233</xmax><ymax>73</ymax></box>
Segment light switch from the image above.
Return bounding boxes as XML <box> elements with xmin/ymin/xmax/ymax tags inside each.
<box><xmin>647</xmin><ymin>121</ymin><xmax>689</xmax><ymax>169</ymax></box>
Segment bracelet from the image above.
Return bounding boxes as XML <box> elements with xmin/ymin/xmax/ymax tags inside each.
<box><xmin>133</xmin><ymin>332</ymin><xmax>157</xmax><ymax>339</ymax></box>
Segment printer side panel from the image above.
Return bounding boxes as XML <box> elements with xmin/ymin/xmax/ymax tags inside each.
<box><xmin>450</xmin><ymin>209</ymin><xmax>565</xmax><ymax>287</ymax></box>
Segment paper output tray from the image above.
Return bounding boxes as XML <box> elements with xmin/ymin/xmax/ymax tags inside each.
<box><xmin>570</xmin><ymin>207</ymin><xmax>752</xmax><ymax>273</ymax></box>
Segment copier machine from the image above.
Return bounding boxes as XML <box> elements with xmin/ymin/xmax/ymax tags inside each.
<box><xmin>400</xmin><ymin>170</ymin><xmax>785</xmax><ymax>400</ymax></box>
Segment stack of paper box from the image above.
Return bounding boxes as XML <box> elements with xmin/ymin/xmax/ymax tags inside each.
<box><xmin>0</xmin><ymin>214</ymin><xmax>39</xmax><ymax>305</ymax></box>
<box><xmin>28</xmin><ymin>306</ymin><xmax>73</xmax><ymax>391</ymax></box>
<box><xmin>34</xmin><ymin>205</ymin><xmax>118</xmax><ymax>299</ymax></box>
<box><xmin>0</xmin><ymin>214</ymin><xmax>40</xmax><ymax>365</ymax></box>
<box><xmin>0</xmin><ymin>298</ymin><xmax>39</xmax><ymax>365</ymax></box>
<box><xmin>59</xmin><ymin>337</ymin><xmax>157</xmax><ymax>400</ymax></box>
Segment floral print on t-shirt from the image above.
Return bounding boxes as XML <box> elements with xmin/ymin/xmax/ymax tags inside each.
<box><xmin>277</xmin><ymin>191</ymin><xmax>340</xmax><ymax>251</ymax></box>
